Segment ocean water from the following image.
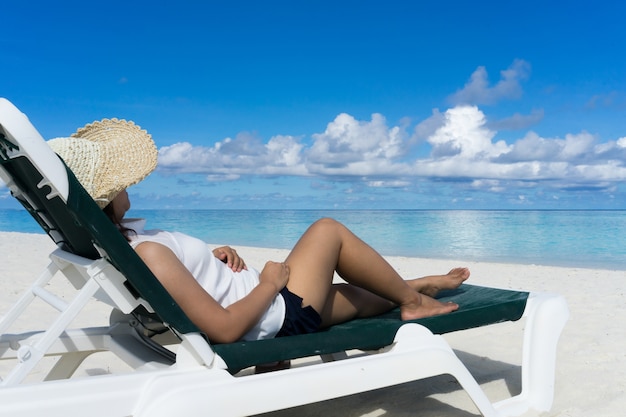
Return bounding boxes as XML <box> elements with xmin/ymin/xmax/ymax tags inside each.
<box><xmin>1</xmin><ymin>208</ymin><xmax>625</xmax><ymax>270</ymax></box>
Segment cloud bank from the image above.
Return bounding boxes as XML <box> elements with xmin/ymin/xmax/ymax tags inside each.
<box><xmin>158</xmin><ymin>105</ymin><xmax>626</xmax><ymax>193</ymax></box>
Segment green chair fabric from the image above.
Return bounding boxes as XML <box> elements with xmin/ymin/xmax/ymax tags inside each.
<box><xmin>214</xmin><ymin>284</ymin><xmax>528</xmax><ymax>371</ymax></box>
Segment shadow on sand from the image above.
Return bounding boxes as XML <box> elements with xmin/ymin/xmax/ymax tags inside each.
<box><xmin>258</xmin><ymin>349</ymin><xmax>522</xmax><ymax>417</ymax></box>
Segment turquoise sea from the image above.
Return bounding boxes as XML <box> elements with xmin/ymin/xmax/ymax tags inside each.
<box><xmin>1</xmin><ymin>209</ymin><xmax>625</xmax><ymax>270</ymax></box>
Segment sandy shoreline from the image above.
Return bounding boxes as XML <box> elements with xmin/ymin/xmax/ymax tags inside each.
<box><xmin>1</xmin><ymin>231</ymin><xmax>624</xmax><ymax>416</ymax></box>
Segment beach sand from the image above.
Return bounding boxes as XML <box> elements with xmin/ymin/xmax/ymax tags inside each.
<box><xmin>1</xmin><ymin>231</ymin><xmax>624</xmax><ymax>416</ymax></box>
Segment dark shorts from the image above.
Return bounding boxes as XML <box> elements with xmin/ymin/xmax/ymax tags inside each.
<box><xmin>275</xmin><ymin>287</ymin><xmax>322</xmax><ymax>337</ymax></box>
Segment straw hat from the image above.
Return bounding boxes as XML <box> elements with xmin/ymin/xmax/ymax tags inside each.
<box><xmin>48</xmin><ymin>118</ymin><xmax>158</xmax><ymax>209</ymax></box>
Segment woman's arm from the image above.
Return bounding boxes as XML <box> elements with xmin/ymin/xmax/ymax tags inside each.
<box><xmin>135</xmin><ymin>241</ymin><xmax>289</xmax><ymax>343</ymax></box>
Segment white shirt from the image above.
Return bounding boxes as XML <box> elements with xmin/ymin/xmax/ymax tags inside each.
<box><xmin>125</xmin><ymin>219</ymin><xmax>286</xmax><ymax>341</ymax></box>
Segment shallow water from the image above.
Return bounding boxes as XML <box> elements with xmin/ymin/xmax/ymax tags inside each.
<box><xmin>3</xmin><ymin>209</ymin><xmax>623</xmax><ymax>269</ymax></box>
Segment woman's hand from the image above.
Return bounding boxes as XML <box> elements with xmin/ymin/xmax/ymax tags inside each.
<box><xmin>259</xmin><ymin>261</ymin><xmax>290</xmax><ymax>293</ymax></box>
<box><xmin>213</xmin><ymin>246</ymin><xmax>247</xmax><ymax>272</ymax></box>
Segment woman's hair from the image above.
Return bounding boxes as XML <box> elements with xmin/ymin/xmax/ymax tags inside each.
<box><xmin>102</xmin><ymin>204</ymin><xmax>136</xmax><ymax>242</ymax></box>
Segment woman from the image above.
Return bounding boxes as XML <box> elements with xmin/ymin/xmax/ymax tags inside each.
<box><xmin>49</xmin><ymin>118</ymin><xmax>469</xmax><ymax>344</ymax></box>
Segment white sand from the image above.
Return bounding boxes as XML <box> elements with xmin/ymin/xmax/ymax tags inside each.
<box><xmin>1</xmin><ymin>231</ymin><xmax>624</xmax><ymax>416</ymax></box>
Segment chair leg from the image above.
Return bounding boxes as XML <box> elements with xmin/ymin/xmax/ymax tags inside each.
<box><xmin>393</xmin><ymin>324</ymin><xmax>502</xmax><ymax>417</ymax></box>
<box><xmin>494</xmin><ymin>293</ymin><xmax>569</xmax><ymax>416</ymax></box>
<box><xmin>0</xmin><ymin>279</ymin><xmax>101</xmax><ymax>386</ymax></box>
<box><xmin>44</xmin><ymin>351</ymin><xmax>94</xmax><ymax>381</ymax></box>
<box><xmin>0</xmin><ymin>263</ymin><xmax>57</xmax><ymax>335</ymax></box>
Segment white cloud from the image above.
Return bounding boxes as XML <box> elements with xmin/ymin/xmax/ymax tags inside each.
<box><xmin>266</xmin><ymin>135</ymin><xmax>304</xmax><ymax>167</ymax></box>
<box><xmin>408</xmin><ymin>106</ymin><xmax>626</xmax><ymax>186</ymax></box>
<box><xmin>500</xmin><ymin>132</ymin><xmax>560</xmax><ymax>162</ymax></box>
<box><xmin>294</xmin><ymin>113</ymin><xmax>412</xmax><ymax>177</ymax></box>
<box><xmin>367</xmin><ymin>180</ymin><xmax>411</xmax><ymax>188</ymax></box>
<box><xmin>425</xmin><ymin>106</ymin><xmax>509</xmax><ymax>160</ymax></box>
<box><xmin>448</xmin><ymin>59</ymin><xmax>531</xmax><ymax>105</ymax></box>
<box><xmin>158</xmin><ymin>133</ymin><xmax>307</xmax><ymax>178</ymax></box>
<box><xmin>559</xmin><ymin>132</ymin><xmax>597</xmax><ymax>160</ymax></box>
<box><xmin>470</xmin><ymin>179</ymin><xmax>506</xmax><ymax>193</ymax></box>
<box><xmin>205</xmin><ymin>174</ymin><xmax>241</xmax><ymax>181</ymax></box>
<box><xmin>502</xmin><ymin>131</ymin><xmax>598</xmax><ymax>163</ymax></box>
<box><xmin>306</xmin><ymin>113</ymin><xmax>408</xmax><ymax>170</ymax></box>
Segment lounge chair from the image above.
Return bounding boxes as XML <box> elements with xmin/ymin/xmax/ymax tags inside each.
<box><xmin>0</xmin><ymin>97</ymin><xmax>569</xmax><ymax>417</ymax></box>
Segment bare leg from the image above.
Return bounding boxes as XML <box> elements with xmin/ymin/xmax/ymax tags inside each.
<box><xmin>317</xmin><ymin>268</ymin><xmax>470</xmax><ymax>327</ymax></box>
<box><xmin>317</xmin><ymin>284</ymin><xmax>395</xmax><ymax>327</ymax></box>
<box><xmin>284</xmin><ymin>218</ymin><xmax>459</xmax><ymax>327</ymax></box>
<box><xmin>408</xmin><ymin>267</ymin><xmax>470</xmax><ymax>297</ymax></box>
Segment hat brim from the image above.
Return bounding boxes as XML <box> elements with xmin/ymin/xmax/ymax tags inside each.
<box><xmin>49</xmin><ymin>118</ymin><xmax>157</xmax><ymax>208</ymax></box>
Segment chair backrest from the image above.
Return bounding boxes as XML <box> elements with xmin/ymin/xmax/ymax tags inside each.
<box><xmin>0</xmin><ymin>98</ymin><xmax>199</xmax><ymax>334</ymax></box>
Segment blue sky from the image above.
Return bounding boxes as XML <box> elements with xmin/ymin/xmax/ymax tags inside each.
<box><xmin>2</xmin><ymin>0</ymin><xmax>626</xmax><ymax>210</ymax></box>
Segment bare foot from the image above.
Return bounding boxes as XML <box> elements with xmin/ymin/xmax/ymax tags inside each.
<box><xmin>400</xmin><ymin>293</ymin><xmax>459</xmax><ymax>321</ymax></box>
<box><xmin>408</xmin><ymin>267</ymin><xmax>470</xmax><ymax>298</ymax></box>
